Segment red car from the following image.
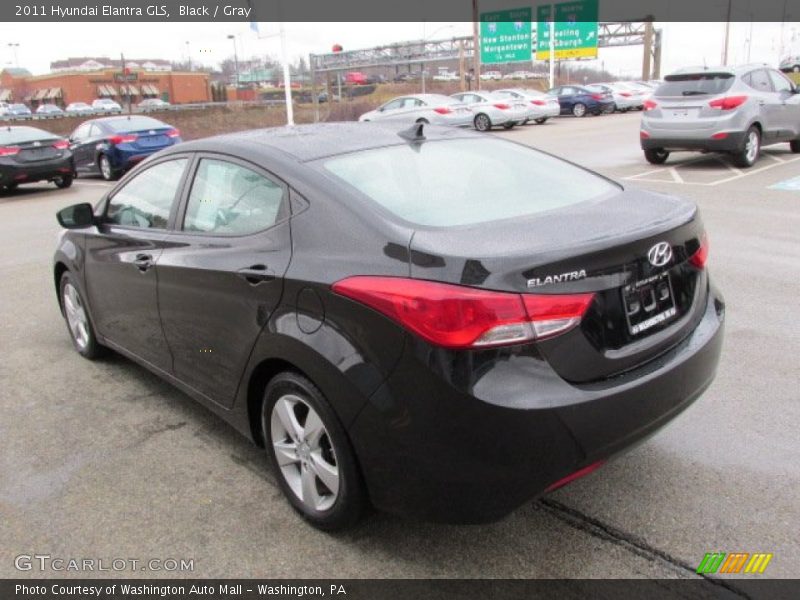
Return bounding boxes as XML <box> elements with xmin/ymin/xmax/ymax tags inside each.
<box><xmin>345</xmin><ymin>72</ymin><xmax>367</xmax><ymax>85</ymax></box>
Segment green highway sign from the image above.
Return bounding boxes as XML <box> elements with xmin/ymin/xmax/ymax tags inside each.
<box><xmin>536</xmin><ymin>0</ymin><xmax>599</xmax><ymax>60</ymax></box>
<box><xmin>480</xmin><ymin>8</ymin><xmax>533</xmax><ymax>65</ymax></box>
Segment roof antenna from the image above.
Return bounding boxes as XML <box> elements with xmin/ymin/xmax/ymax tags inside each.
<box><xmin>398</xmin><ymin>122</ymin><xmax>426</xmax><ymax>143</ymax></box>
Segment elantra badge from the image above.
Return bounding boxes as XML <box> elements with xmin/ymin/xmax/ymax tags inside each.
<box><xmin>648</xmin><ymin>242</ymin><xmax>673</xmax><ymax>267</ymax></box>
<box><xmin>527</xmin><ymin>269</ymin><xmax>587</xmax><ymax>288</ymax></box>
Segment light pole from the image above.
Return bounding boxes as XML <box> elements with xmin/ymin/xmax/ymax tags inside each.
<box><xmin>185</xmin><ymin>41</ymin><xmax>192</xmax><ymax>71</ymax></box>
<box><xmin>227</xmin><ymin>34</ymin><xmax>240</xmax><ymax>86</ymax></box>
<box><xmin>8</xmin><ymin>43</ymin><xmax>20</xmax><ymax>68</ymax></box>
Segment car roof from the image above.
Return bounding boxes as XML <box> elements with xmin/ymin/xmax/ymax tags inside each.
<box><xmin>668</xmin><ymin>64</ymin><xmax>771</xmax><ymax>77</ymax></box>
<box><xmin>173</xmin><ymin>122</ymin><xmax>481</xmax><ymax>163</ymax></box>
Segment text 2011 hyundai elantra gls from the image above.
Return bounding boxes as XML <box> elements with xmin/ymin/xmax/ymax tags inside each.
<box><xmin>53</xmin><ymin>122</ymin><xmax>724</xmax><ymax>530</ymax></box>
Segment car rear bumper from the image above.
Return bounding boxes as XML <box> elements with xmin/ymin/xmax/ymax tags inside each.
<box><xmin>348</xmin><ymin>281</ymin><xmax>725</xmax><ymax>523</ymax></box>
<box><xmin>0</xmin><ymin>155</ymin><xmax>74</xmax><ymax>184</ymax></box>
<box><xmin>641</xmin><ymin>130</ymin><xmax>746</xmax><ymax>152</ymax></box>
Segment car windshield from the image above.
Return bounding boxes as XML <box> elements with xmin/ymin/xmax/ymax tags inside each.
<box><xmin>656</xmin><ymin>73</ymin><xmax>735</xmax><ymax>97</ymax></box>
<box><xmin>103</xmin><ymin>117</ymin><xmax>166</xmax><ymax>132</ymax></box>
<box><xmin>322</xmin><ymin>138</ymin><xmax>619</xmax><ymax>227</ymax></box>
<box><xmin>0</xmin><ymin>127</ymin><xmax>55</xmax><ymax>144</ymax></box>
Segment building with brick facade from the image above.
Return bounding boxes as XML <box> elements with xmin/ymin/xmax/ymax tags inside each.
<box><xmin>0</xmin><ymin>66</ymin><xmax>211</xmax><ymax>108</ymax></box>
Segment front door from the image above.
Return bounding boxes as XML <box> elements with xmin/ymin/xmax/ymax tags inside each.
<box><xmin>83</xmin><ymin>157</ymin><xmax>189</xmax><ymax>370</ymax></box>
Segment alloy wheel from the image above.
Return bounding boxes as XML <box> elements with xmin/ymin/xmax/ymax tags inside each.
<box><xmin>270</xmin><ymin>394</ymin><xmax>339</xmax><ymax>512</ymax></box>
<box><xmin>745</xmin><ymin>130</ymin><xmax>759</xmax><ymax>164</ymax></box>
<box><xmin>99</xmin><ymin>156</ymin><xmax>112</xmax><ymax>180</ymax></box>
<box><xmin>63</xmin><ymin>282</ymin><xmax>89</xmax><ymax>350</ymax></box>
<box><xmin>573</xmin><ymin>103</ymin><xmax>586</xmax><ymax>117</ymax></box>
<box><xmin>474</xmin><ymin>113</ymin><xmax>491</xmax><ymax>131</ymax></box>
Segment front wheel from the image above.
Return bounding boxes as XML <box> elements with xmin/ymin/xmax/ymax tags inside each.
<box><xmin>98</xmin><ymin>154</ymin><xmax>119</xmax><ymax>181</ymax></box>
<box><xmin>572</xmin><ymin>103</ymin><xmax>587</xmax><ymax>117</ymax></box>
<box><xmin>263</xmin><ymin>372</ymin><xmax>366</xmax><ymax>531</ymax></box>
<box><xmin>60</xmin><ymin>272</ymin><xmax>105</xmax><ymax>359</ymax></box>
<box><xmin>644</xmin><ymin>148</ymin><xmax>670</xmax><ymax>164</ymax></box>
<box><xmin>731</xmin><ymin>126</ymin><xmax>760</xmax><ymax>168</ymax></box>
<box><xmin>534</xmin><ymin>117</ymin><xmax>548</xmax><ymax>125</ymax></box>
<box><xmin>54</xmin><ymin>175</ymin><xmax>73</xmax><ymax>189</ymax></box>
<box><xmin>474</xmin><ymin>113</ymin><xmax>492</xmax><ymax>132</ymax></box>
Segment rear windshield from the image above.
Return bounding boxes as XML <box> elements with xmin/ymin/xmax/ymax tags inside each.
<box><xmin>104</xmin><ymin>117</ymin><xmax>166</xmax><ymax>132</ymax></box>
<box><xmin>322</xmin><ymin>138</ymin><xmax>619</xmax><ymax>227</ymax></box>
<box><xmin>656</xmin><ymin>73</ymin><xmax>734</xmax><ymax>97</ymax></box>
<box><xmin>0</xmin><ymin>127</ymin><xmax>56</xmax><ymax>144</ymax></box>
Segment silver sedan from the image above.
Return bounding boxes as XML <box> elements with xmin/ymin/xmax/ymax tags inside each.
<box><xmin>358</xmin><ymin>94</ymin><xmax>473</xmax><ymax>127</ymax></box>
<box><xmin>450</xmin><ymin>91</ymin><xmax>532</xmax><ymax>131</ymax></box>
<box><xmin>494</xmin><ymin>88</ymin><xmax>561</xmax><ymax>124</ymax></box>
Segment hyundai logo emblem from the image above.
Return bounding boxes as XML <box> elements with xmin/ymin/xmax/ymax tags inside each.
<box><xmin>648</xmin><ymin>242</ymin><xmax>673</xmax><ymax>267</ymax></box>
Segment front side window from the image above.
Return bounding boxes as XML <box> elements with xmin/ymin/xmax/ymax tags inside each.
<box><xmin>106</xmin><ymin>159</ymin><xmax>187</xmax><ymax>229</ymax></box>
<box><xmin>768</xmin><ymin>70</ymin><xmax>793</xmax><ymax>93</ymax></box>
<box><xmin>183</xmin><ymin>159</ymin><xmax>285</xmax><ymax>235</ymax></box>
<box><xmin>322</xmin><ymin>138</ymin><xmax>619</xmax><ymax>228</ymax></box>
<box><xmin>382</xmin><ymin>99</ymin><xmax>403</xmax><ymax>111</ymax></box>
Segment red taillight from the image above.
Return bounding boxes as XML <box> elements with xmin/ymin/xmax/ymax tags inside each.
<box><xmin>640</xmin><ymin>130</ymin><xmax>650</xmax><ymax>139</ymax></box>
<box><xmin>433</xmin><ymin>107</ymin><xmax>453</xmax><ymax>115</ymax></box>
<box><xmin>709</xmin><ymin>95</ymin><xmax>747</xmax><ymax>110</ymax></box>
<box><xmin>0</xmin><ymin>146</ymin><xmax>20</xmax><ymax>156</ymax></box>
<box><xmin>108</xmin><ymin>134</ymin><xmax>138</xmax><ymax>145</ymax></box>
<box><xmin>166</xmin><ymin>128</ymin><xmax>180</xmax><ymax>138</ymax></box>
<box><xmin>711</xmin><ymin>132</ymin><xmax>728</xmax><ymax>140</ymax></box>
<box><xmin>52</xmin><ymin>140</ymin><xmax>69</xmax><ymax>150</ymax></box>
<box><xmin>620</xmin><ymin>92</ymin><xmax>632</xmax><ymax>97</ymax></box>
<box><xmin>493</xmin><ymin>103</ymin><xmax>511</xmax><ymax>110</ymax></box>
<box><xmin>689</xmin><ymin>234</ymin><xmax>709</xmax><ymax>269</ymax></box>
<box><xmin>545</xmin><ymin>461</ymin><xmax>606</xmax><ymax>493</ymax></box>
<box><xmin>591</xmin><ymin>93</ymin><xmax>604</xmax><ymax>100</ymax></box>
<box><xmin>643</xmin><ymin>99</ymin><xmax>658</xmax><ymax>111</ymax></box>
<box><xmin>331</xmin><ymin>276</ymin><xmax>595</xmax><ymax>349</ymax></box>
<box><xmin>530</xmin><ymin>99</ymin><xmax>546</xmax><ymax>106</ymax></box>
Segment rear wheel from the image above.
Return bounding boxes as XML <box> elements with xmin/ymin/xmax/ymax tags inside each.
<box><xmin>790</xmin><ymin>139</ymin><xmax>800</xmax><ymax>153</ymax></box>
<box><xmin>3</xmin><ymin>182</ymin><xmax>19</xmax><ymax>192</ymax></box>
<box><xmin>732</xmin><ymin>126</ymin><xmax>760</xmax><ymax>168</ymax></box>
<box><xmin>98</xmin><ymin>154</ymin><xmax>118</xmax><ymax>181</ymax></box>
<box><xmin>572</xmin><ymin>103</ymin><xmax>587</xmax><ymax>117</ymax></box>
<box><xmin>644</xmin><ymin>148</ymin><xmax>670</xmax><ymax>164</ymax></box>
<box><xmin>502</xmin><ymin>122</ymin><xmax>515</xmax><ymax>130</ymax></box>
<box><xmin>262</xmin><ymin>372</ymin><xmax>366</xmax><ymax>531</ymax></box>
<box><xmin>54</xmin><ymin>175</ymin><xmax>73</xmax><ymax>189</ymax></box>
<box><xmin>534</xmin><ymin>117</ymin><xmax>548</xmax><ymax>125</ymax></box>
<box><xmin>60</xmin><ymin>272</ymin><xmax>104</xmax><ymax>359</ymax></box>
<box><xmin>474</xmin><ymin>113</ymin><xmax>492</xmax><ymax>132</ymax></box>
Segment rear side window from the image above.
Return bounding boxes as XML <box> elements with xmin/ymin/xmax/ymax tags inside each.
<box><xmin>656</xmin><ymin>73</ymin><xmax>734</xmax><ymax>97</ymax></box>
<box><xmin>183</xmin><ymin>159</ymin><xmax>285</xmax><ymax>235</ymax></box>
<box><xmin>322</xmin><ymin>139</ymin><xmax>619</xmax><ymax>227</ymax></box>
<box><xmin>106</xmin><ymin>159</ymin><xmax>187</xmax><ymax>229</ymax></box>
<box><xmin>743</xmin><ymin>69</ymin><xmax>773</xmax><ymax>92</ymax></box>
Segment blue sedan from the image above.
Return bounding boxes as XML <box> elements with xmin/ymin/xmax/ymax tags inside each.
<box><xmin>547</xmin><ymin>85</ymin><xmax>615</xmax><ymax>117</ymax></box>
<box><xmin>68</xmin><ymin>115</ymin><xmax>182</xmax><ymax>181</ymax></box>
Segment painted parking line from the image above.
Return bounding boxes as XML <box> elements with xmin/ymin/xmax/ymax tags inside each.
<box><xmin>623</xmin><ymin>153</ymin><xmax>800</xmax><ymax>187</ymax></box>
<box><xmin>768</xmin><ymin>175</ymin><xmax>800</xmax><ymax>191</ymax></box>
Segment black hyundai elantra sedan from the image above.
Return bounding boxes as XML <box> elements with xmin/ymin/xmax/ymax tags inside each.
<box><xmin>53</xmin><ymin>122</ymin><xmax>724</xmax><ymax>530</ymax></box>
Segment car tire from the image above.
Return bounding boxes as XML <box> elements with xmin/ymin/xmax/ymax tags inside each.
<box><xmin>604</xmin><ymin>104</ymin><xmax>616</xmax><ymax>114</ymax></box>
<box><xmin>644</xmin><ymin>149</ymin><xmax>670</xmax><ymax>164</ymax></box>
<box><xmin>522</xmin><ymin>119</ymin><xmax>529</xmax><ymax>125</ymax></box>
<box><xmin>731</xmin><ymin>126</ymin><xmax>760</xmax><ymax>168</ymax></box>
<box><xmin>54</xmin><ymin>175</ymin><xmax>73</xmax><ymax>189</ymax></box>
<box><xmin>572</xmin><ymin>103</ymin><xmax>587</xmax><ymax>117</ymax></box>
<box><xmin>3</xmin><ymin>182</ymin><xmax>19</xmax><ymax>192</ymax></box>
<box><xmin>790</xmin><ymin>139</ymin><xmax>800</xmax><ymax>153</ymax></box>
<box><xmin>59</xmin><ymin>272</ymin><xmax>105</xmax><ymax>359</ymax></box>
<box><xmin>98</xmin><ymin>154</ymin><xmax>118</xmax><ymax>181</ymax></box>
<box><xmin>794</xmin><ymin>65</ymin><xmax>800</xmax><ymax>73</ymax></box>
<box><xmin>415</xmin><ymin>118</ymin><xmax>429</xmax><ymax>124</ymax></box>
<box><xmin>534</xmin><ymin>117</ymin><xmax>548</xmax><ymax>125</ymax></box>
<box><xmin>262</xmin><ymin>371</ymin><xmax>366</xmax><ymax>531</ymax></box>
<box><xmin>503</xmin><ymin>122</ymin><xmax>515</xmax><ymax>130</ymax></box>
<box><xmin>474</xmin><ymin>113</ymin><xmax>492</xmax><ymax>132</ymax></box>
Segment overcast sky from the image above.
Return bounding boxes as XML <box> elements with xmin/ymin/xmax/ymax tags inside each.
<box><xmin>0</xmin><ymin>21</ymin><xmax>797</xmax><ymax>77</ymax></box>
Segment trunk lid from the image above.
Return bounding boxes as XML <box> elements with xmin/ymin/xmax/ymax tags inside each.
<box><xmin>408</xmin><ymin>187</ymin><xmax>707</xmax><ymax>382</ymax></box>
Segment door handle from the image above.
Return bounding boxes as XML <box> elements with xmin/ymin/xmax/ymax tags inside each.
<box><xmin>238</xmin><ymin>264</ymin><xmax>274</xmax><ymax>285</ymax></box>
<box><xmin>133</xmin><ymin>253</ymin><xmax>153</xmax><ymax>271</ymax></box>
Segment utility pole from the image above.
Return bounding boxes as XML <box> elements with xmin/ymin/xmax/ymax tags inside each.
<box><xmin>279</xmin><ymin>23</ymin><xmax>294</xmax><ymax>126</ymax></box>
<box><xmin>722</xmin><ymin>0</ymin><xmax>732</xmax><ymax>65</ymax></box>
<box><xmin>473</xmin><ymin>0</ymin><xmax>481</xmax><ymax>90</ymax></box>
<box><xmin>549</xmin><ymin>8</ymin><xmax>555</xmax><ymax>88</ymax></box>
<box><xmin>186</xmin><ymin>41</ymin><xmax>192</xmax><ymax>71</ymax></box>
<box><xmin>642</xmin><ymin>18</ymin><xmax>653</xmax><ymax>80</ymax></box>
<box><xmin>228</xmin><ymin>34</ymin><xmax>240</xmax><ymax>86</ymax></box>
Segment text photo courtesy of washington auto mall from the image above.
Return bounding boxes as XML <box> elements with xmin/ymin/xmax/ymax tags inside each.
<box><xmin>1</xmin><ymin>0</ymin><xmax>799</xmax><ymax>598</ymax></box>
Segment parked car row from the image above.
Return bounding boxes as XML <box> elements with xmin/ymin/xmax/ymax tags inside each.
<box><xmin>0</xmin><ymin>114</ymin><xmax>182</xmax><ymax>192</ymax></box>
<box><xmin>1</xmin><ymin>98</ymin><xmax>173</xmax><ymax>121</ymax></box>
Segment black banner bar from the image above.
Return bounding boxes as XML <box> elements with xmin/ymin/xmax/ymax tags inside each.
<box><xmin>1</xmin><ymin>0</ymin><xmax>797</xmax><ymax>22</ymax></box>
<box><xmin>3</xmin><ymin>579</ymin><xmax>800</xmax><ymax>600</ymax></box>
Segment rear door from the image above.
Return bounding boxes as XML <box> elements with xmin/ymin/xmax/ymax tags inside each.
<box><xmin>69</xmin><ymin>123</ymin><xmax>96</xmax><ymax>173</ymax></box>
<box><xmin>766</xmin><ymin>69</ymin><xmax>800</xmax><ymax>139</ymax></box>
<box><xmin>83</xmin><ymin>156</ymin><xmax>190</xmax><ymax>369</ymax></box>
<box><xmin>743</xmin><ymin>69</ymin><xmax>779</xmax><ymax>140</ymax></box>
<box><xmin>156</xmin><ymin>155</ymin><xmax>292</xmax><ymax>407</ymax></box>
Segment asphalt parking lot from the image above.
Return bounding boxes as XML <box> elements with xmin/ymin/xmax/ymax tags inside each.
<box><xmin>1</xmin><ymin>112</ymin><xmax>798</xmax><ymax>584</ymax></box>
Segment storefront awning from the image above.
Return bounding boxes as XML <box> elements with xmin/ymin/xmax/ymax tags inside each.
<box><xmin>142</xmin><ymin>84</ymin><xmax>160</xmax><ymax>96</ymax></box>
<box><xmin>120</xmin><ymin>84</ymin><xmax>140</xmax><ymax>96</ymax></box>
<box><xmin>46</xmin><ymin>87</ymin><xmax>62</xmax><ymax>99</ymax></box>
<box><xmin>32</xmin><ymin>88</ymin><xmax>48</xmax><ymax>100</ymax></box>
<box><xmin>0</xmin><ymin>89</ymin><xmax>11</xmax><ymax>102</ymax></box>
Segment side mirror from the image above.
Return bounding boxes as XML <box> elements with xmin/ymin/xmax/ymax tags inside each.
<box><xmin>57</xmin><ymin>203</ymin><xmax>95</xmax><ymax>229</ymax></box>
